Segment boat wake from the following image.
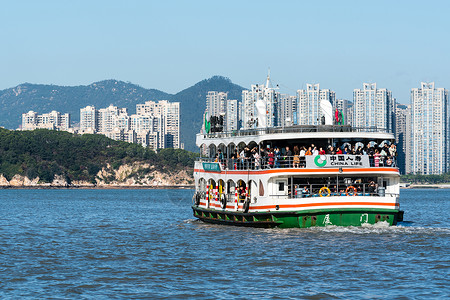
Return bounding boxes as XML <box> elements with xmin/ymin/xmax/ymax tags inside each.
<box><xmin>295</xmin><ymin>223</ymin><xmax>450</xmax><ymax>235</ymax></box>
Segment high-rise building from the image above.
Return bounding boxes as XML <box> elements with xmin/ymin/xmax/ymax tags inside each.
<box><xmin>80</xmin><ymin>100</ymin><xmax>179</xmax><ymax>149</ymax></box>
<box><xmin>226</xmin><ymin>99</ymin><xmax>239</xmax><ymax>131</ymax></box>
<box><xmin>206</xmin><ymin>91</ymin><xmax>227</xmax><ymax>119</ymax></box>
<box><xmin>278</xmin><ymin>94</ymin><xmax>298</xmax><ymax>127</ymax></box>
<box><xmin>98</xmin><ymin>105</ymin><xmax>128</xmax><ymax>133</ymax></box>
<box><xmin>80</xmin><ymin>106</ymin><xmax>98</xmax><ymax>133</ymax></box>
<box><xmin>353</xmin><ymin>83</ymin><xmax>394</xmax><ymax>132</ymax></box>
<box><xmin>395</xmin><ymin>103</ymin><xmax>409</xmax><ymax>174</ymax></box>
<box><xmin>405</xmin><ymin>105</ymin><xmax>413</xmax><ymax>174</ymax></box>
<box><xmin>136</xmin><ymin>100</ymin><xmax>180</xmax><ymax>149</ymax></box>
<box><xmin>22</xmin><ymin>110</ymin><xmax>70</xmax><ymax>131</ymax></box>
<box><xmin>409</xmin><ymin>82</ymin><xmax>449</xmax><ymax>174</ymax></box>
<box><xmin>242</xmin><ymin>74</ymin><xmax>279</xmax><ymax>129</ymax></box>
<box><xmin>162</xmin><ymin>101</ymin><xmax>180</xmax><ymax>149</ymax></box>
<box><xmin>22</xmin><ymin>111</ymin><xmax>38</xmax><ymax>130</ymax></box>
<box><xmin>297</xmin><ymin>84</ymin><xmax>335</xmax><ymax>125</ymax></box>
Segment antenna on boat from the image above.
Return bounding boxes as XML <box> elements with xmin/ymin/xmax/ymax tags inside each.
<box><xmin>264</xmin><ymin>68</ymin><xmax>279</xmax><ymax>90</ymax></box>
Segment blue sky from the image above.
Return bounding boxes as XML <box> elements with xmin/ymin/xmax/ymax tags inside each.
<box><xmin>0</xmin><ymin>0</ymin><xmax>449</xmax><ymax>104</ymax></box>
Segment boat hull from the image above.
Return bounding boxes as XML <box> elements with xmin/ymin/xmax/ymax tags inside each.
<box><xmin>192</xmin><ymin>205</ymin><xmax>402</xmax><ymax>228</ymax></box>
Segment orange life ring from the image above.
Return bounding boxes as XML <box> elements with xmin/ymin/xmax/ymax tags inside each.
<box><xmin>346</xmin><ymin>186</ymin><xmax>357</xmax><ymax>196</ymax></box>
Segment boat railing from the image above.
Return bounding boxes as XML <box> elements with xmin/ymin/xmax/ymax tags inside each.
<box><xmin>197</xmin><ymin>155</ymin><xmax>398</xmax><ymax>170</ymax></box>
<box><xmin>264</xmin><ymin>183</ymin><xmax>398</xmax><ymax>199</ymax></box>
<box><xmin>201</xmin><ymin>125</ymin><xmax>390</xmax><ymax>139</ymax></box>
<box><xmin>287</xmin><ymin>183</ymin><xmax>387</xmax><ymax>198</ymax></box>
<box><xmin>201</xmin><ymin>186</ymin><xmax>397</xmax><ymax>204</ymax></box>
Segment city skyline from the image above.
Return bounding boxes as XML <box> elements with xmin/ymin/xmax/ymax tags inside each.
<box><xmin>1</xmin><ymin>1</ymin><xmax>449</xmax><ymax>106</ymax></box>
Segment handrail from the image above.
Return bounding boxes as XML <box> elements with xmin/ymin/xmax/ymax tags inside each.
<box><xmin>197</xmin><ymin>155</ymin><xmax>398</xmax><ymax>169</ymax></box>
<box><xmin>200</xmin><ymin>125</ymin><xmax>392</xmax><ymax>139</ymax></box>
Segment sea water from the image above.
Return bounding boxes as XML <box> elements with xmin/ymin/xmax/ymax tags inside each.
<box><xmin>0</xmin><ymin>189</ymin><xmax>448</xmax><ymax>299</ymax></box>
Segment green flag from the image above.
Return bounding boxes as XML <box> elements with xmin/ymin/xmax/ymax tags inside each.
<box><xmin>204</xmin><ymin>113</ymin><xmax>211</xmax><ymax>134</ymax></box>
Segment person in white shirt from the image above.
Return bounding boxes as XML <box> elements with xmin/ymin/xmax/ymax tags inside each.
<box><xmin>312</xmin><ymin>147</ymin><xmax>319</xmax><ymax>156</ymax></box>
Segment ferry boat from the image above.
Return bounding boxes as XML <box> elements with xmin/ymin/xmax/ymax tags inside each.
<box><xmin>192</xmin><ymin>125</ymin><xmax>404</xmax><ymax>228</ymax></box>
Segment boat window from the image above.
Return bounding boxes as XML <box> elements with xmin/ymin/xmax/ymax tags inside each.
<box><xmin>278</xmin><ymin>182</ymin><xmax>285</xmax><ymax>191</ymax></box>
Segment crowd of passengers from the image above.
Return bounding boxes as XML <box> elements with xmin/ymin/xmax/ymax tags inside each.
<box><xmin>213</xmin><ymin>142</ymin><xmax>397</xmax><ymax>169</ymax></box>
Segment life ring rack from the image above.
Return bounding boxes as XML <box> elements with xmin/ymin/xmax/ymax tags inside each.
<box><xmin>220</xmin><ymin>193</ymin><xmax>227</xmax><ymax>209</ymax></box>
<box><xmin>346</xmin><ymin>186</ymin><xmax>357</xmax><ymax>196</ymax></box>
<box><xmin>243</xmin><ymin>197</ymin><xmax>250</xmax><ymax>213</ymax></box>
<box><xmin>319</xmin><ymin>187</ymin><xmax>331</xmax><ymax>197</ymax></box>
<box><xmin>194</xmin><ymin>192</ymin><xmax>201</xmax><ymax>206</ymax></box>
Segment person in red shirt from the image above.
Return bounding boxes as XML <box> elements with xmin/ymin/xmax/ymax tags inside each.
<box><xmin>336</xmin><ymin>148</ymin><xmax>343</xmax><ymax>154</ymax></box>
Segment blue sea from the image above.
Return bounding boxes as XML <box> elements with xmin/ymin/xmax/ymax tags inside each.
<box><xmin>0</xmin><ymin>189</ymin><xmax>448</xmax><ymax>299</ymax></box>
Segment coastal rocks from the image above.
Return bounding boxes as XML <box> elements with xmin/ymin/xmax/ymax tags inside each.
<box><xmin>51</xmin><ymin>175</ymin><xmax>69</xmax><ymax>187</ymax></box>
<box><xmin>0</xmin><ymin>175</ymin><xmax>40</xmax><ymax>187</ymax></box>
<box><xmin>0</xmin><ymin>174</ymin><xmax>10</xmax><ymax>186</ymax></box>
<box><xmin>95</xmin><ymin>163</ymin><xmax>193</xmax><ymax>187</ymax></box>
<box><xmin>0</xmin><ymin>163</ymin><xmax>194</xmax><ymax>188</ymax></box>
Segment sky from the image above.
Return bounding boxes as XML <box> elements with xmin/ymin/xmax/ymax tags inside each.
<box><xmin>0</xmin><ymin>0</ymin><xmax>449</xmax><ymax>104</ymax></box>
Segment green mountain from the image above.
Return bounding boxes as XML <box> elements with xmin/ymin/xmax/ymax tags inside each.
<box><xmin>0</xmin><ymin>76</ymin><xmax>245</xmax><ymax>151</ymax></box>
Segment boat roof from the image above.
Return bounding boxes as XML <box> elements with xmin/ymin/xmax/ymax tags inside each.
<box><xmin>196</xmin><ymin>125</ymin><xmax>395</xmax><ymax>147</ymax></box>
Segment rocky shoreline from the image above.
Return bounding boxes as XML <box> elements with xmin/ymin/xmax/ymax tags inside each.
<box><xmin>0</xmin><ymin>163</ymin><xmax>194</xmax><ymax>189</ymax></box>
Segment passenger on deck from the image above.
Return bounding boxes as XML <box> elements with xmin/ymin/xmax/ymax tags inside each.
<box><xmin>327</xmin><ymin>146</ymin><xmax>336</xmax><ymax>155</ymax></box>
<box><xmin>293</xmin><ymin>146</ymin><xmax>300</xmax><ymax>168</ymax></box>
<box><xmin>312</xmin><ymin>146</ymin><xmax>319</xmax><ymax>156</ymax></box>
<box><xmin>274</xmin><ymin>147</ymin><xmax>281</xmax><ymax>168</ymax></box>
<box><xmin>239</xmin><ymin>186</ymin><xmax>246</xmax><ymax>202</ymax></box>
<box><xmin>268</xmin><ymin>148</ymin><xmax>274</xmax><ymax>168</ymax></box>
<box><xmin>285</xmin><ymin>146</ymin><xmax>292</xmax><ymax>168</ymax></box>
<box><xmin>368</xmin><ymin>181</ymin><xmax>377</xmax><ymax>194</ymax></box>
<box><xmin>294</xmin><ymin>185</ymin><xmax>301</xmax><ymax>198</ymax></box>
<box><xmin>253</xmin><ymin>149</ymin><xmax>261</xmax><ymax>169</ymax></box>
<box><xmin>385</xmin><ymin>156</ymin><xmax>393</xmax><ymax>166</ymax></box>
<box><xmin>302</xmin><ymin>186</ymin><xmax>310</xmax><ymax>197</ymax></box>
<box><xmin>305</xmin><ymin>147</ymin><xmax>312</xmax><ymax>156</ymax></box>
<box><xmin>299</xmin><ymin>146</ymin><xmax>306</xmax><ymax>168</ymax></box>
<box><xmin>374</xmin><ymin>149</ymin><xmax>381</xmax><ymax>167</ymax></box>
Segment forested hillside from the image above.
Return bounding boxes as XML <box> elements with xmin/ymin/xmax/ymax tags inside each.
<box><xmin>0</xmin><ymin>128</ymin><xmax>196</xmax><ymax>184</ymax></box>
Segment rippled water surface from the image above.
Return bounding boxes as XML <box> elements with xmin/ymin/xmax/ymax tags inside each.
<box><xmin>0</xmin><ymin>189</ymin><xmax>449</xmax><ymax>299</ymax></box>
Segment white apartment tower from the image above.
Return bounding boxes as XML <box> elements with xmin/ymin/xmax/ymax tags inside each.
<box><xmin>80</xmin><ymin>100</ymin><xmax>179</xmax><ymax>149</ymax></box>
<box><xmin>22</xmin><ymin>110</ymin><xmax>70</xmax><ymax>131</ymax></box>
<box><xmin>226</xmin><ymin>99</ymin><xmax>239</xmax><ymax>131</ymax></box>
<box><xmin>98</xmin><ymin>105</ymin><xmax>128</xmax><ymax>133</ymax></box>
<box><xmin>22</xmin><ymin>111</ymin><xmax>38</xmax><ymax>130</ymax></box>
<box><xmin>297</xmin><ymin>84</ymin><xmax>335</xmax><ymax>125</ymax></box>
<box><xmin>405</xmin><ymin>105</ymin><xmax>413</xmax><ymax>174</ymax></box>
<box><xmin>80</xmin><ymin>106</ymin><xmax>98</xmax><ymax>133</ymax></box>
<box><xmin>395</xmin><ymin>103</ymin><xmax>409</xmax><ymax>174</ymax></box>
<box><xmin>136</xmin><ymin>100</ymin><xmax>180</xmax><ymax>149</ymax></box>
<box><xmin>410</xmin><ymin>82</ymin><xmax>449</xmax><ymax>174</ymax></box>
<box><xmin>242</xmin><ymin>74</ymin><xmax>279</xmax><ymax>129</ymax></box>
<box><xmin>278</xmin><ymin>94</ymin><xmax>298</xmax><ymax>127</ymax></box>
<box><xmin>206</xmin><ymin>91</ymin><xmax>227</xmax><ymax>119</ymax></box>
<box><xmin>353</xmin><ymin>83</ymin><xmax>394</xmax><ymax>132</ymax></box>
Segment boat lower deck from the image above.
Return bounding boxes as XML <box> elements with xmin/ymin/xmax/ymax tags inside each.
<box><xmin>192</xmin><ymin>205</ymin><xmax>403</xmax><ymax>228</ymax></box>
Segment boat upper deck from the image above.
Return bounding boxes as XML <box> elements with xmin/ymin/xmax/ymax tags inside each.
<box><xmin>197</xmin><ymin>125</ymin><xmax>395</xmax><ymax>147</ymax></box>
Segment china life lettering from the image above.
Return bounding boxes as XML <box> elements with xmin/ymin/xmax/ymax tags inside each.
<box><xmin>328</xmin><ymin>155</ymin><xmax>363</xmax><ymax>166</ymax></box>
